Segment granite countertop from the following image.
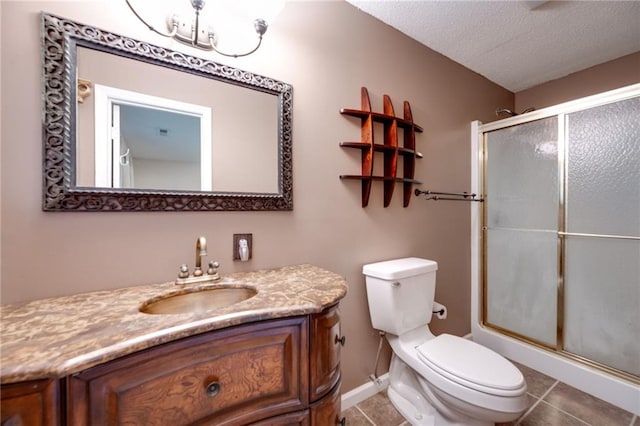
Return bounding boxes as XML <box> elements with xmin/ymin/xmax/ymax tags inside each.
<box><xmin>0</xmin><ymin>264</ymin><xmax>347</xmax><ymax>384</ymax></box>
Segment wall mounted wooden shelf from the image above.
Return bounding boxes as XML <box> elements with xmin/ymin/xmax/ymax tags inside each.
<box><xmin>339</xmin><ymin>87</ymin><xmax>423</xmax><ymax>207</ymax></box>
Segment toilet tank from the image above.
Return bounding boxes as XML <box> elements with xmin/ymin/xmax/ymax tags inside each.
<box><xmin>363</xmin><ymin>257</ymin><xmax>438</xmax><ymax>335</ymax></box>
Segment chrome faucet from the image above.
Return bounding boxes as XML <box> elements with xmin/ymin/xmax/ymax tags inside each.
<box><xmin>176</xmin><ymin>236</ymin><xmax>221</xmax><ymax>285</ymax></box>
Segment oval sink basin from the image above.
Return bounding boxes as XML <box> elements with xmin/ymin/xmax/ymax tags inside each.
<box><xmin>140</xmin><ymin>287</ymin><xmax>257</xmax><ymax>315</ymax></box>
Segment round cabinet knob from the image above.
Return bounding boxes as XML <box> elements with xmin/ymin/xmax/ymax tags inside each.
<box><xmin>335</xmin><ymin>335</ymin><xmax>346</xmax><ymax>346</ymax></box>
<box><xmin>205</xmin><ymin>381</ymin><xmax>221</xmax><ymax>397</ymax></box>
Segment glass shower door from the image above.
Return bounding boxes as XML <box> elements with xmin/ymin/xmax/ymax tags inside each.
<box><xmin>562</xmin><ymin>97</ymin><xmax>640</xmax><ymax>377</ymax></box>
<box><xmin>481</xmin><ymin>91</ymin><xmax>640</xmax><ymax>381</ymax></box>
<box><xmin>484</xmin><ymin>117</ymin><xmax>559</xmax><ymax>347</ymax></box>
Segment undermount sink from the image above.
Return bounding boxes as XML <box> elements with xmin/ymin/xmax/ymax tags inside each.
<box><xmin>140</xmin><ymin>286</ymin><xmax>257</xmax><ymax>315</ymax></box>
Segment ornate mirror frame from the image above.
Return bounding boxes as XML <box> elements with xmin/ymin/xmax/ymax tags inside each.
<box><xmin>42</xmin><ymin>13</ymin><xmax>293</xmax><ymax>211</ymax></box>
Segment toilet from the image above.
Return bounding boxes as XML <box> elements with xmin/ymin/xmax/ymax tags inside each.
<box><xmin>363</xmin><ymin>257</ymin><xmax>528</xmax><ymax>426</ymax></box>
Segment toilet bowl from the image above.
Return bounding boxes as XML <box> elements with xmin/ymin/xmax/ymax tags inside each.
<box><xmin>363</xmin><ymin>258</ymin><xmax>528</xmax><ymax>426</ymax></box>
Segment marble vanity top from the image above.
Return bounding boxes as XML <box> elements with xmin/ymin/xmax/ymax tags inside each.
<box><xmin>0</xmin><ymin>264</ymin><xmax>347</xmax><ymax>384</ymax></box>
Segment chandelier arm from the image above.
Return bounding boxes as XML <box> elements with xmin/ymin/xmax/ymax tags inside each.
<box><xmin>209</xmin><ymin>35</ymin><xmax>264</xmax><ymax>58</ymax></box>
<box><xmin>125</xmin><ymin>0</ymin><xmax>178</xmax><ymax>38</ymax></box>
<box><xmin>193</xmin><ymin>10</ymin><xmax>201</xmax><ymax>47</ymax></box>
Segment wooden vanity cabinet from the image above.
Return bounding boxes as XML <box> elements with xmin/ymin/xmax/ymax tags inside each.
<box><xmin>0</xmin><ymin>379</ymin><xmax>60</xmax><ymax>426</ymax></box>
<box><xmin>2</xmin><ymin>305</ymin><xmax>342</xmax><ymax>426</ymax></box>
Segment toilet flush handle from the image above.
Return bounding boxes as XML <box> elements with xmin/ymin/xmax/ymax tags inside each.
<box><xmin>392</xmin><ymin>282</ymin><xmax>401</xmax><ymax>288</ymax></box>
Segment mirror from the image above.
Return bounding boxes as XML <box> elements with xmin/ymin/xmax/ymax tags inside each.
<box><xmin>42</xmin><ymin>13</ymin><xmax>292</xmax><ymax>211</ymax></box>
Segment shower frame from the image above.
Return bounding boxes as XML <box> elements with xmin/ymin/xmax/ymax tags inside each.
<box><xmin>470</xmin><ymin>83</ymin><xmax>640</xmax><ymax>414</ymax></box>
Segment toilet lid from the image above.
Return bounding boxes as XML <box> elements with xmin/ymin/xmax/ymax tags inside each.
<box><xmin>416</xmin><ymin>334</ymin><xmax>524</xmax><ymax>392</ymax></box>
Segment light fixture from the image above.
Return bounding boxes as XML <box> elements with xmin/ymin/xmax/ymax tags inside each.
<box><xmin>125</xmin><ymin>0</ymin><xmax>278</xmax><ymax>58</ymax></box>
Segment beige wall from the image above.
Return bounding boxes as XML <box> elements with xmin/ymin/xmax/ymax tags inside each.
<box><xmin>516</xmin><ymin>52</ymin><xmax>640</xmax><ymax>111</ymax></box>
<box><xmin>0</xmin><ymin>1</ymin><xmax>513</xmax><ymax>392</ymax></box>
<box><xmin>0</xmin><ymin>0</ymin><xmax>3</xmax><ymax>293</ymax></box>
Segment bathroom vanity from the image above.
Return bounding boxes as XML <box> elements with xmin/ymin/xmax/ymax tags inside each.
<box><xmin>0</xmin><ymin>264</ymin><xmax>347</xmax><ymax>425</ymax></box>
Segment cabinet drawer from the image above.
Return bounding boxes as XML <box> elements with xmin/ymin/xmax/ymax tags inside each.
<box><xmin>310</xmin><ymin>304</ymin><xmax>342</xmax><ymax>401</ymax></box>
<box><xmin>1</xmin><ymin>379</ymin><xmax>59</xmax><ymax>426</ymax></box>
<box><xmin>68</xmin><ymin>318</ymin><xmax>309</xmax><ymax>426</ymax></box>
<box><xmin>310</xmin><ymin>382</ymin><xmax>342</xmax><ymax>426</ymax></box>
<box><xmin>250</xmin><ymin>410</ymin><xmax>310</xmax><ymax>425</ymax></box>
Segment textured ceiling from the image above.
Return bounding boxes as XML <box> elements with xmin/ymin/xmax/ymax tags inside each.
<box><xmin>345</xmin><ymin>0</ymin><xmax>640</xmax><ymax>92</ymax></box>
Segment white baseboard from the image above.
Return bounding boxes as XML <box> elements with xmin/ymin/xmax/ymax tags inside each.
<box><xmin>341</xmin><ymin>373</ymin><xmax>390</xmax><ymax>410</ymax></box>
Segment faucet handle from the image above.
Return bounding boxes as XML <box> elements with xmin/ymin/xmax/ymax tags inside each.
<box><xmin>178</xmin><ymin>264</ymin><xmax>189</xmax><ymax>279</ymax></box>
<box><xmin>207</xmin><ymin>261</ymin><xmax>220</xmax><ymax>276</ymax></box>
<box><xmin>207</xmin><ymin>261</ymin><xmax>221</xmax><ymax>280</ymax></box>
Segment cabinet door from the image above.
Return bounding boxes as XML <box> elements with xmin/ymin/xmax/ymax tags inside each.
<box><xmin>310</xmin><ymin>304</ymin><xmax>342</xmax><ymax>401</ymax></box>
<box><xmin>0</xmin><ymin>379</ymin><xmax>59</xmax><ymax>426</ymax></box>
<box><xmin>68</xmin><ymin>318</ymin><xmax>309</xmax><ymax>426</ymax></box>
<box><xmin>310</xmin><ymin>382</ymin><xmax>343</xmax><ymax>426</ymax></box>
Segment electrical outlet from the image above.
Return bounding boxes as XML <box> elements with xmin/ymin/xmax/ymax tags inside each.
<box><xmin>233</xmin><ymin>234</ymin><xmax>252</xmax><ymax>261</ymax></box>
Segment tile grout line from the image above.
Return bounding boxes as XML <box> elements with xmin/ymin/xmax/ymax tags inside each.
<box><xmin>534</xmin><ymin>399</ymin><xmax>593</xmax><ymax>426</ymax></box>
<box><xmin>523</xmin><ymin>378</ymin><xmax>637</xmax><ymax>425</ymax></box>
<box><xmin>529</xmin><ymin>380</ymin><xmax>608</xmax><ymax>426</ymax></box>
<box><xmin>355</xmin><ymin>404</ymin><xmax>378</xmax><ymax>426</ymax></box>
<box><xmin>515</xmin><ymin>380</ymin><xmax>560</xmax><ymax>425</ymax></box>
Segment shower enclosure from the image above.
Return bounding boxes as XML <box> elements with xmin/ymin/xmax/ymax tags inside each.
<box><xmin>470</xmin><ymin>84</ymin><xmax>640</xmax><ymax>414</ymax></box>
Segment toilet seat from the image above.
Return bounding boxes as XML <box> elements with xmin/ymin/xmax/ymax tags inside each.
<box><xmin>416</xmin><ymin>334</ymin><xmax>525</xmax><ymax>397</ymax></box>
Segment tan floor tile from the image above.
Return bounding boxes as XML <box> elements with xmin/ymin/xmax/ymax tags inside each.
<box><xmin>519</xmin><ymin>401</ymin><xmax>589</xmax><ymax>426</ymax></box>
<box><xmin>522</xmin><ymin>393</ymin><xmax>540</xmax><ymax>416</ymax></box>
<box><xmin>511</xmin><ymin>360</ymin><xmax>558</xmax><ymax>398</ymax></box>
<box><xmin>544</xmin><ymin>382</ymin><xmax>634</xmax><ymax>426</ymax></box>
<box><xmin>357</xmin><ymin>392</ymin><xmax>406</xmax><ymax>426</ymax></box>
<box><xmin>341</xmin><ymin>406</ymin><xmax>374</xmax><ymax>425</ymax></box>
<box><xmin>497</xmin><ymin>394</ymin><xmax>538</xmax><ymax>426</ymax></box>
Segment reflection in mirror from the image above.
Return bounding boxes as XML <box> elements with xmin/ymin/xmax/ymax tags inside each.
<box><xmin>77</xmin><ymin>47</ymin><xmax>279</xmax><ymax>194</ymax></box>
<box><xmin>42</xmin><ymin>13</ymin><xmax>292</xmax><ymax>211</ymax></box>
<box><xmin>116</xmin><ymin>105</ymin><xmax>204</xmax><ymax>191</ymax></box>
<box><xmin>87</xmin><ymin>85</ymin><xmax>211</xmax><ymax>191</ymax></box>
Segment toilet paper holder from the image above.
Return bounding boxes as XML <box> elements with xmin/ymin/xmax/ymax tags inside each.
<box><xmin>432</xmin><ymin>301</ymin><xmax>447</xmax><ymax>320</ymax></box>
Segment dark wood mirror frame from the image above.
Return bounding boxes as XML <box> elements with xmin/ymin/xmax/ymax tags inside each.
<box><xmin>42</xmin><ymin>13</ymin><xmax>293</xmax><ymax>211</ymax></box>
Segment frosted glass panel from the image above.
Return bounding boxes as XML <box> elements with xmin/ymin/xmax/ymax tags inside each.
<box><xmin>486</xmin><ymin>228</ymin><xmax>557</xmax><ymax>346</ymax></box>
<box><xmin>564</xmin><ymin>237</ymin><xmax>640</xmax><ymax>376</ymax></box>
<box><xmin>567</xmin><ymin>97</ymin><xmax>640</xmax><ymax>237</ymax></box>
<box><xmin>482</xmin><ymin>90</ymin><xmax>640</xmax><ymax>379</ymax></box>
<box><xmin>486</xmin><ymin>117</ymin><xmax>558</xmax><ymax>230</ymax></box>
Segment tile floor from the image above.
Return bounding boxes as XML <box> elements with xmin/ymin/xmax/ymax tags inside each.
<box><xmin>342</xmin><ymin>361</ymin><xmax>638</xmax><ymax>426</ymax></box>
